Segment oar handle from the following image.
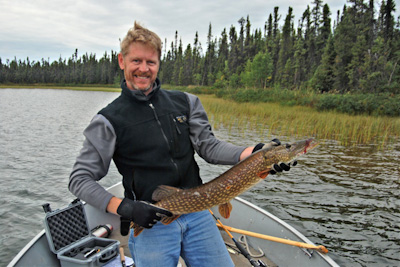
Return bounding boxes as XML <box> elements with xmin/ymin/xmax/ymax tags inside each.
<box><xmin>216</xmin><ymin>223</ymin><xmax>328</xmax><ymax>254</ymax></box>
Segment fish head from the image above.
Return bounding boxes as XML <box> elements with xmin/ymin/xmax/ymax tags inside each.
<box><xmin>261</xmin><ymin>138</ymin><xmax>319</xmax><ymax>165</ymax></box>
<box><xmin>286</xmin><ymin>138</ymin><xmax>319</xmax><ymax>159</ymax></box>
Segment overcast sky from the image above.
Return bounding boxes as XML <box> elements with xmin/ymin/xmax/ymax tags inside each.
<box><xmin>1</xmin><ymin>0</ymin><xmax>398</xmax><ymax>63</ymax></box>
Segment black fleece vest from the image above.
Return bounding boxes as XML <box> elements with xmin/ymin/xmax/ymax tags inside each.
<box><xmin>99</xmin><ymin>80</ymin><xmax>202</xmax><ymax>202</ymax></box>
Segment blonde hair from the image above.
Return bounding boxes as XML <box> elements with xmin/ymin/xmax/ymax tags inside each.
<box><xmin>120</xmin><ymin>21</ymin><xmax>162</xmax><ymax>58</ymax></box>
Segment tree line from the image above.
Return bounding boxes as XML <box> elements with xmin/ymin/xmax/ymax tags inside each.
<box><xmin>1</xmin><ymin>0</ymin><xmax>399</xmax><ymax>95</ymax></box>
<box><xmin>0</xmin><ymin>49</ymin><xmax>121</xmax><ymax>85</ymax></box>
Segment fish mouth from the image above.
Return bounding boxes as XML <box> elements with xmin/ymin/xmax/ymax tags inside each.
<box><xmin>304</xmin><ymin>138</ymin><xmax>319</xmax><ymax>153</ymax></box>
<box><xmin>289</xmin><ymin>138</ymin><xmax>319</xmax><ymax>159</ymax></box>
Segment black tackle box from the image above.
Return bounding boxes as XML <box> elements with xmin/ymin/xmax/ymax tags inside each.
<box><xmin>43</xmin><ymin>199</ymin><xmax>120</xmax><ymax>267</ymax></box>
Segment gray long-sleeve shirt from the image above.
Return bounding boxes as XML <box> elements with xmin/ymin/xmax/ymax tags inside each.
<box><xmin>69</xmin><ymin>92</ymin><xmax>246</xmax><ymax>212</ymax></box>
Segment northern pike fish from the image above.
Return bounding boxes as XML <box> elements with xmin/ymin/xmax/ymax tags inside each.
<box><xmin>133</xmin><ymin>138</ymin><xmax>318</xmax><ymax>237</ymax></box>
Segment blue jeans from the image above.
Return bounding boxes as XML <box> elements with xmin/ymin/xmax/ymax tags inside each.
<box><xmin>128</xmin><ymin>210</ymin><xmax>234</xmax><ymax>267</ymax></box>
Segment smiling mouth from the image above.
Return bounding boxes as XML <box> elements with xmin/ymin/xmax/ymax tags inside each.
<box><xmin>134</xmin><ymin>75</ymin><xmax>150</xmax><ymax>80</ymax></box>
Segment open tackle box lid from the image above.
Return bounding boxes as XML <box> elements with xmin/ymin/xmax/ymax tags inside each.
<box><xmin>42</xmin><ymin>199</ymin><xmax>119</xmax><ymax>266</ymax></box>
<box><xmin>43</xmin><ymin>199</ymin><xmax>91</xmax><ymax>254</ymax></box>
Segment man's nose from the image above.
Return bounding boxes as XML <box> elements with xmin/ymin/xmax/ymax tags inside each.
<box><xmin>139</xmin><ymin>62</ymin><xmax>149</xmax><ymax>72</ymax></box>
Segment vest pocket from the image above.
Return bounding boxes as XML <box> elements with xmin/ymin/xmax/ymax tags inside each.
<box><xmin>170</xmin><ymin>114</ymin><xmax>190</xmax><ymax>157</ymax></box>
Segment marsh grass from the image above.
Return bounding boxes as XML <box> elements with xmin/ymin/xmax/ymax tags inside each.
<box><xmin>3</xmin><ymin>85</ymin><xmax>398</xmax><ymax>148</ymax></box>
<box><xmin>199</xmin><ymin>95</ymin><xmax>400</xmax><ymax>148</ymax></box>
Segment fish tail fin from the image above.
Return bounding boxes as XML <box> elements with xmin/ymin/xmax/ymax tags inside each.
<box><xmin>132</xmin><ymin>222</ymin><xmax>144</xmax><ymax>237</ymax></box>
<box><xmin>152</xmin><ymin>185</ymin><xmax>182</xmax><ymax>201</ymax></box>
<box><xmin>131</xmin><ymin>216</ymin><xmax>180</xmax><ymax>237</ymax></box>
<box><xmin>161</xmin><ymin>215</ymin><xmax>180</xmax><ymax>225</ymax></box>
<box><xmin>218</xmin><ymin>202</ymin><xmax>233</xmax><ymax>219</ymax></box>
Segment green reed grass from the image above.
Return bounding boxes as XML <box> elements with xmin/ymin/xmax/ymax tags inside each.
<box><xmin>199</xmin><ymin>94</ymin><xmax>400</xmax><ymax>148</ymax></box>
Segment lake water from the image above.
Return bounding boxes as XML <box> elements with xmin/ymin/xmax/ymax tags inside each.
<box><xmin>1</xmin><ymin>89</ymin><xmax>399</xmax><ymax>266</ymax></box>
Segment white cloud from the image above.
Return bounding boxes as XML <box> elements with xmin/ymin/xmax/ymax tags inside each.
<box><xmin>0</xmin><ymin>0</ymin><xmax>398</xmax><ymax>62</ymax></box>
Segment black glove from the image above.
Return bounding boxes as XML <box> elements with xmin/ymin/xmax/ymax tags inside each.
<box><xmin>117</xmin><ymin>198</ymin><xmax>173</xmax><ymax>229</ymax></box>
<box><xmin>269</xmin><ymin>160</ymin><xmax>297</xmax><ymax>175</ymax></box>
<box><xmin>252</xmin><ymin>138</ymin><xmax>281</xmax><ymax>152</ymax></box>
<box><xmin>252</xmin><ymin>138</ymin><xmax>297</xmax><ymax>175</ymax></box>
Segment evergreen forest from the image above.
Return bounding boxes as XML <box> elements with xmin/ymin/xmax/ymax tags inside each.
<box><xmin>1</xmin><ymin>0</ymin><xmax>399</xmax><ymax>116</ymax></box>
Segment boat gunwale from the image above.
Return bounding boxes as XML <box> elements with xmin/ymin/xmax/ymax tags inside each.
<box><xmin>7</xmin><ymin>230</ymin><xmax>46</xmax><ymax>267</ymax></box>
<box><xmin>8</xmin><ymin>182</ymin><xmax>339</xmax><ymax>267</ymax></box>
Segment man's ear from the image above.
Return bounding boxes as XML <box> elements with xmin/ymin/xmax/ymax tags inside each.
<box><xmin>118</xmin><ymin>53</ymin><xmax>125</xmax><ymax>70</ymax></box>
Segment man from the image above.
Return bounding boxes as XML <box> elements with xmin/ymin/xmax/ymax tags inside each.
<box><xmin>69</xmin><ymin>22</ymin><xmax>293</xmax><ymax>266</ymax></box>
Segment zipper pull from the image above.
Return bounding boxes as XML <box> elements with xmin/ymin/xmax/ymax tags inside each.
<box><xmin>173</xmin><ymin>118</ymin><xmax>182</xmax><ymax>134</ymax></box>
<box><xmin>149</xmin><ymin>103</ymin><xmax>160</xmax><ymax>121</ymax></box>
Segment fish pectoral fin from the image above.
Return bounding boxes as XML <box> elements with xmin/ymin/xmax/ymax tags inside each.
<box><xmin>152</xmin><ymin>185</ymin><xmax>182</xmax><ymax>202</ymax></box>
<box><xmin>218</xmin><ymin>202</ymin><xmax>233</xmax><ymax>219</ymax></box>
<box><xmin>161</xmin><ymin>215</ymin><xmax>180</xmax><ymax>225</ymax></box>
<box><xmin>257</xmin><ymin>169</ymin><xmax>271</xmax><ymax>179</ymax></box>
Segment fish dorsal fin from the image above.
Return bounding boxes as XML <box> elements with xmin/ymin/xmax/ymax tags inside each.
<box><xmin>152</xmin><ymin>185</ymin><xmax>182</xmax><ymax>202</ymax></box>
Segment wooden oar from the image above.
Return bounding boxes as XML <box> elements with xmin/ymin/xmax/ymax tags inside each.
<box><xmin>216</xmin><ymin>223</ymin><xmax>329</xmax><ymax>254</ymax></box>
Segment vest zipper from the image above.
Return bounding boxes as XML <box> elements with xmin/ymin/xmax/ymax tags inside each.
<box><xmin>149</xmin><ymin>102</ymin><xmax>179</xmax><ymax>175</ymax></box>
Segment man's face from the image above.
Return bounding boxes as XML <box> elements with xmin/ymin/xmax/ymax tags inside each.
<box><xmin>118</xmin><ymin>42</ymin><xmax>160</xmax><ymax>95</ymax></box>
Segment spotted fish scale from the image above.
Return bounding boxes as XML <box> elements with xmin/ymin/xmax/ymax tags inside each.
<box><xmin>132</xmin><ymin>138</ymin><xmax>318</xmax><ymax>236</ymax></box>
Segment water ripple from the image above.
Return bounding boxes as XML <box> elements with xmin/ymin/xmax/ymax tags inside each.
<box><xmin>1</xmin><ymin>89</ymin><xmax>399</xmax><ymax>266</ymax></box>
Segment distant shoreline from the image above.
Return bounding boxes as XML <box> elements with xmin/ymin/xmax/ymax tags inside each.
<box><xmin>1</xmin><ymin>85</ymin><xmax>399</xmax><ymax>147</ymax></box>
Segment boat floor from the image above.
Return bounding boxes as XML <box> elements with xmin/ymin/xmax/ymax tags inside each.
<box><xmin>109</xmin><ymin>228</ymin><xmax>277</xmax><ymax>266</ymax></box>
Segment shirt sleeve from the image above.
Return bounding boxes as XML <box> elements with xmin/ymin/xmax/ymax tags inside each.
<box><xmin>185</xmin><ymin>92</ymin><xmax>246</xmax><ymax>165</ymax></box>
<box><xmin>68</xmin><ymin>114</ymin><xmax>116</xmax><ymax>212</ymax></box>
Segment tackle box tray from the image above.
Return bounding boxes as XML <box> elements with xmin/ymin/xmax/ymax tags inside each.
<box><xmin>43</xmin><ymin>200</ymin><xmax>120</xmax><ymax>267</ymax></box>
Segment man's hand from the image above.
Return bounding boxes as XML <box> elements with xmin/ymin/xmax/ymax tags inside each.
<box><xmin>252</xmin><ymin>138</ymin><xmax>297</xmax><ymax>175</ymax></box>
<box><xmin>117</xmin><ymin>198</ymin><xmax>173</xmax><ymax>228</ymax></box>
<box><xmin>269</xmin><ymin>160</ymin><xmax>297</xmax><ymax>175</ymax></box>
